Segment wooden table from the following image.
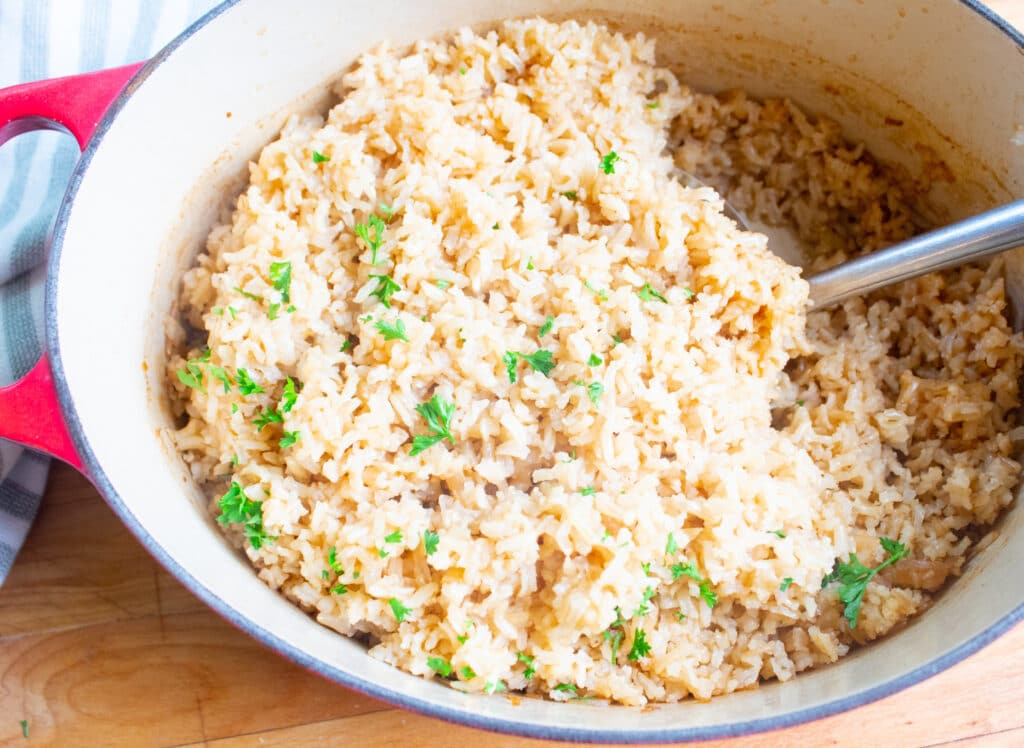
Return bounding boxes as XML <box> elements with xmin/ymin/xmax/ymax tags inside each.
<box><xmin>4</xmin><ymin>2</ymin><xmax>1024</xmax><ymax>744</ymax></box>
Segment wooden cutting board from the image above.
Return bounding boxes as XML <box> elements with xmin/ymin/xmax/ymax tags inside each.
<box><xmin>3</xmin><ymin>3</ymin><xmax>1024</xmax><ymax>745</ymax></box>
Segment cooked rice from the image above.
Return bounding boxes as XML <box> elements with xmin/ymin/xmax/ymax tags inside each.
<box><xmin>167</xmin><ymin>19</ymin><xmax>1024</xmax><ymax>705</ymax></box>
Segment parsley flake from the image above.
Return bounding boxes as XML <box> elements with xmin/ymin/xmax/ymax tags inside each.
<box><xmin>646</xmin><ymin>100</ymin><xmax>660</xmax><ymax>109</ymax></box>
<box><xmin>781</xmin><ymin>577</ymin><xmax>794</xmax><ymax>591</ymax></box>
<box><xmin>526</xmin><ymin>257</ymin><xmax>535</xmax><ymax>270</ymax></box>
<box><xmin>682</xmin><ymin>287</ymin><xmax>696</xmax><ymax>300</ymax></box>
<box><xmin>674</xmin><ymin>611</ymin><xmax>687</xmax><ymax>622</ymax></box>
<box><xmin>228</xmin><ymin>306</ymin><xmax>238</xmax><ymax>319</ymax></box>
<box><xmin>637</xmin><ymin>283</ymin><xmax>668</xmax><ymax>304</ymax></box>
<box><xmin>435</xmin><ymin>279</ymin><xmax>451</xmax><ymax>290</ymax></box>
<box><xmin>20</xmin><ymin>720</ymin><xmax>28</xmax><ymax>738</ymax></box>
<box><xmin>176</xmin><ymin>359</ymin><xmax>205</xmax><ymax>393</ymax></box>
<box><xmin>517</xmin><ymin>651</ymin><xmax>535</xmax><ymax>679</ymax></box>
<box><xmin>209</xmin><ymin>366</ymin><xmax>232</xmax><ymax>393</ymax></box>
<box><xmin>236</xmin><ymin>368</ymin><xmax>263</xmax><ymax>395</ymax></box>
<box><xmin>665</xmin><ymin>532</ymin><xmax>680</xmax><ymax>555</ymax></box>
<box><xmin>388</xmin><ymin>597</ymin><xmax>412</xmax><ymax>623</ymax></box>
<box><xmin>587</xmin><ymin>353</ymin><xmax>602</xmax><ymax>367</ymax></box>
<box><xmin>822</xmin><ymin>537</ymin><xmax>909</xmax><ymax>628</ymax></box>
<box><xmin>586</xmin><ymin>381</ymin><xmax>604</xmax><ymax>406</ymax></box>
<box><xmin>581</xmin><ymin>486</ymin><xmax>596</xmax><ymax>496</ymax></box>
<box><xmin>279</xmin><ymin>430</ymin><xmax>300</xmax><ymax>448</ymax></box>
<box><xmin>796</xmin><ymin>399</ymin><xmax>806</xmax><ymax>407</ymax></box>
<box><xmin>670</xmin><ymin>562</ymin><xmax>701</xmax><ymax>582</ymax></box>
<box><xmin>561</xmin><ymin>190</ymin><xmax>578</xmax><ymax>200</ymax></box>
<box><xmin>771</xmin><ymin>529</ymin><xmax>787</xmax><ymax>539</ymax></box>
<box><xmin>234</xmin><ymin>286</ymin><xmax>263</xmax><ymax>302</ymax></box>
<box><xmin>460</xmin><ymin>666</ymin><xmax>476</xmax><ymax>679</ymax></box>
<box><xmin>485</xmin><ymin>680</ymin><xmax>506</xmax><ymax>695</ymax></box>
<box><xmin>539</xmin><ymin>315</ymin><xmax>554</xmax><ymax>338</ymax></box>
<box><xmin>375</xmin><ymin>317</ymin><xmax>409</xmax><ymax>341</ymax></box>
<box><xmin>584</xmin><ymin>280</ymin><xmax>609</xmax><ymax>302</ymax></box>
<box><xmin>253</xmin><ymin>407</ymin><xmax>283</xmax><ymax>431</ymax></box>
<box><xmin>634</xmin><ymin>586</ymin><xmax>656</xmax><ymax>617</ymax></box>
<box><xmin>503</xmin><ymin>349</ymin><xmax>556</xmax><ymax>383</ymax></box>
<box><xmin>553</xmin><ymin>683</ymin><xmax>577</xmax><ymax>694</ymax></box>
<box><xmin>269</xmin><ymin>261</ymin><xmax>292</xmax><ymax>303</ymax></box>
<box><xmin>603</xmin><ymin>606</ymin><xmax>627</xmax><ymax>663</ymax></box>
<box><xmin>312</xmin><ymin>150</ymin><xmax>330</xmax><ymax>163</ymax></box>
<box><xmin>409</xmin><ymin>394</ymin><xmax>456</xmax><ymax>455</ymax></box>
<box><xmin>281</xmin><ymin>377</ymin><xmax>298</xmax><ymax>413</ymax></box>
<box><xmin>331</xmin><ymin>583</ymin><xmax>348</xmax><ymax>595</ymax></box>
<box><xmin>384</xmin><ymin>529</ymin><xmax>403</xmax><ymax>544</ymax></box>
<box><xmin>339</xmin><ymin>339</ymin><xmax>355</xmax><ymax>353</ymax></box>
<box><xmin>600</xmin><ymin>151</ymin><xmax>620</xmax><ymax>175</ymax></box>
<box><xmin>328</xmin><ymin>547</ymin><xmax>344</xmax><ymax>575</ymax></box>
<box><xmin>216</xmin><ymin>481</ymin><xmax>273</xmax><ymax>549</ymax></box>
<box><xmin>428</xmin><ymin>656</ymin><xmax>452</xmax><ymax>677</ymax></box>
<box><xmin>355</xmin><ymin>214</ymin><xmax>387</xmax><ymax>265</ymax></box>
<box><xmin>369</xmin><ymin>273</ymin><xmax>401</xmax><ymax>308</ymax></box>
<box><xmin>628</xmin><ymin>629</ymin><xmax>652</xmax><ymax>661</ymax></box>
<box><xmin>378</xmin><ymin>202</ymin><xmax>394</xmax><ymax>218</ymax></box>
<box><xmin>423</xmin><ymin>529</ymin><xmax>440</xmax><ymax>555</ymax></box>
<box><xmin>699</xmin><ymin>580</ymin><xmax>718</xmax><ymax>608</ymax></box>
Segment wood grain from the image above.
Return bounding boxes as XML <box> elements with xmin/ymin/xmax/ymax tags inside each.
<box><xmin>4</xmin><ymin>2</ymin><xmax>1024</xmax><ymax>745</ymax></box>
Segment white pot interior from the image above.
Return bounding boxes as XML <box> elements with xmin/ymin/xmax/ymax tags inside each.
<box><xmin>50</xmin><ymin>0</ymin><xmax>1024</xmax><ymax>739</ymax></box>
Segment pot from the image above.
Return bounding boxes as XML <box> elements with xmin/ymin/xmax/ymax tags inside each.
<box><xmin>1</xmin><ymin>0</ymin><xmax>1022</xmax><ymax>741</ymax></box>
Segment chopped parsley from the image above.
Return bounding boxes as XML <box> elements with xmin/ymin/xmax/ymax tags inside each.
<box><xmin>517</xmin><ymin>651</ymin><xmax>535</xmax><ymax>679</ymax></box>
<box><xmin>553</xmin><ymin>683</ymin><xmax>577</xmax><ymax>694</ymax></box>
<box><xmin>236</xmin><ymin>368</ymin><xmax>263</xmax><ymax>395</ymax></box>
<box><xmin>503</xmin><ymin>349</ymin><xmax>556</xmax><ymax>383</ymax></box>
<box><xmin>409</xmin><ymin>394</ymin><xmax>456</xmax><ymax>455</ymax></box>
<box><xmin>665</xmin><ymin>532</ymin><xmax>680</xmax><ymax>555</ymax></box>
<box><xmin>331</xmin><ymin>582</ymin><xmax>348</xmax><ymax>595</ymax></box>
<box><xmin>627</xmin><ymin>629</ymin><xmax>652</xmax><ymax>661</ymax></box>
<box><xmin>253</xmin><ymin>407</ymin><xmax>283</xmax><ymax>431</ymax></box>
<box><xmin>234</xmin><ymin>286</ymin><xmax>263</xmax><ymax>302</ymax></box>
<box><xmin>561</xmin><ymin>190</ymin><xmax>578</xmax><ymax>200</ymax></box>
<box><xmin>796</xmin><ymin>399</ymin><xmax>806</xmax><ymax>407</ymax></box>
<box><xmin>674</xmin><ymin>611</ymin><xmax>687</xmax><ymax>622</ymax></box>
<box><xmin>231</xmin><ymin>403</ymin><xmax>239</xmax><ymax>414</ymax></box>
<box><xmin>600</xmin><ymin>151</ymin><xmax>619</xmax><ymax>175</ymax></box>
<box><xmin>581</xmin><ymin>486</ymin><xmax>596</xmax><ymax>496</ymax></box>
<box><xmin>176</xmin><ymin>357</ymin><xmax>205</xmax><ymax>393</ymax></box>
<box><xmin>228</xmin><ymin>306</ymin><xmax>238</xmax><ymax>319</ymax></box>
<box><xmin>355</xmin><ymin>214</ymin><xmax>387</xmax><ymax>265</ymax></box>
<box><xmin>375</xmin><ymin>317</ymin><xmax>409</xmax><ymax>341</ymax></box>
<box><xmin>526</xmin><ymin>257</ymin><xmax>534</xmax><ymax>270</ymax></box>
<box><xmin>612</xmin><ymin>333</ymin><xmax>623</xmax><ymax>346</ymax></box>
<box><xmin>492</xmin><ymin>222</ymin><xmax>500</xmax><ymax>230</ymax></box>
<box><xmin>269</xmin><ymin>261</ymin><xmax>292</xmax><ymax>303</ymax></box>
<box><xmin>456</xmin><ymin>621</ymin><xmax>475</xmax><ymax>644</ymax></box>
<box><xmin>279</xmin><ymin>430</ymin><xmax>301</xmax><ymax>448</ymax></box>
<box><xmin>641</xmin><ymin>562</ymin><xmax>652</xmax><ymax>576</ymax></box>
<box><xmin>388</xmin><ymin>597</ymin><xmax>412</xmax><ymax>623</ymax></box>
<box><xmin>459</xmin><ymin>666</ymin><xmax>477</xmax><ymax>680</ymax></box>
<box><xmin>633</xmin><ymin>586</ymin><xmax>656</xmax><ymax>617</ymax></box>
<box><xmin>670</xmin><ymin>562</ymin><xmax>701</xmax><ymax>582</ymax></box>
<box><xmin>781</xmin><ymin>577</ymin><xmax>794</xmax><ymax>591</ymax></box>
<box><xmin>822</xmin><ymin>537</ymin><xmax>909</xmax><ymax>629</ymax></box>
<box><xmin>208</xmin><ymin>366</ymin><xmax>232</xmax><ymax>393</ymax></box>
<box><xmin>213</xmin><ymin>307</ymin><xmax>223</xmax><ymax>316</ymax></box>
<box><xmin>268</xmin><ymin>303</ymin><xmax>281</xmax><ymax>320</ymax></box>
<box><xmin>281</xmin><ymin>377</ymin><xmax>298</xmax><ymax>413</ymax></box>
<box><xmin>646</xmin><ymin>100</ymin><xmax>660</xmax><ymax>109</ymax></box>
<box><xmin>699</xmin><ymin>580</ymin><xmax>718</xmax><ymax>608</ymax></box>
<box><xmin>771</xmin><ymin>529</ymin><xmax>787</xmax><ymax>539</ymax></box>
<box><xmin>459</xmin><ymin>66</ymin><xmax>467</xmax><ymax>75</ymax></box>
<box><xmin>603</xmin><ymin>606</ymin><xmax>627</xmax><ymax>663</ymax></box>
<box><xmin>312</xmin><ymin>150</ymin><xmax>330</xmax><ymax>163</ymax></box>
<box><xmin>369</xmin><ymin>273</ymin><xmax>401</xmax><ymax>308</ymax></box>
<box><xmin>328</xmin><ymin>547</ymin><xmax>344</xmax><ymax>575</ymax></box>
<box><xmin>427</xmin><ymin>656</ymin><xmax>452</xmax><ymax>677</ymax></box>
<box><xmin>423</xmin><ymin>529</ymin><xmax>440</xmax><ymax>555</ymax></box>
<box><xmin>484</xmin><ymin>680</ymin><xmax>506</xmax><ymax>695</ymax></box>
<box><xmin>216</xmin><ymin>481</ymin><xmax>272</xmax><ymax>549</ymax></box>
<box><xmin>584</xmin><ymin>280</ymin><xmax>608</xmax><ymax>302</ymax></box>
<box><xmin>682</xmin><ymin>287</ymin><xmax>696</xmax><ymax>301</ymax></box>
<box><xmin>378</xmin><ymin>202</ymin><xmax>394</xmax><ymax>218</ymax></box>
<box><xmin>435</xmin><ymin>279</ymin><xmax>451</xmax><ymax>290</ymax></box>
<box><xmin>637</xmin><ymin>282</ymin><xmax>668</xmax><ymax>304</ymax></box>
<box><xmin>586</xmin><ymin>381</ymin><xmax>604</xmax><ymax>406</ymax></box>
<box><xmin>539</xmin><ymin>315</ymin><xmax>554</xmax><ymax>338</ymax></box>
<box><xmin>384</xmin><ymin>529</ymin><xmax>403</xmax><ymax>544</ymax></box>
<box><xmin>587</xmin><ymin>353</ymin><xmax>603</xmax><ymax>367</ymax></box>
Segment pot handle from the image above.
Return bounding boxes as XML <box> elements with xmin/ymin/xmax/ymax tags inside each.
<box><xmin>0</xmin><ymin>62</ymin><xmax>144</xmax><ymax>470</ymax></box>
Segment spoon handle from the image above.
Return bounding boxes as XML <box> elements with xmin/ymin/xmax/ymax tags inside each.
<box><xmin>807</xmin><ymin>200</ymin><xmax>1024</xmax><ymax>310</ymax></box>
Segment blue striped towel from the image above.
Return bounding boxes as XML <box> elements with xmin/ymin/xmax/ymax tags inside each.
<box><xmin>0</xmin><ymin>0</ymin><xmax>221</xmax><ymax>585</ymax></box>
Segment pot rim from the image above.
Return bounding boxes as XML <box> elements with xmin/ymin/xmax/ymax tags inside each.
<box><xmin>41</xmin><ymin>0</ymin><xmax>1024</xmax><ymax>741</ymax></box>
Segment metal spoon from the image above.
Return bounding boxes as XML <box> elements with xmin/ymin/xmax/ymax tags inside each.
<box><xmin>681</xmin><ymin>171</ymin><xmax>1024</xmax><ymax>311</ymax></box>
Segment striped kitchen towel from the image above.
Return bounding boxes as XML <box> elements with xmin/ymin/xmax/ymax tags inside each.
<box><xmin>0</xmin><ymin>0</ymin><xmax>221</xmax><ymax>585</ymax></box>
